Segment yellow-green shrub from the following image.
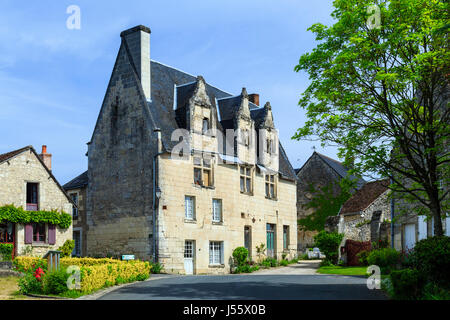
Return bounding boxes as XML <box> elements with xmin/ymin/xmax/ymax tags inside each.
<box><xmin>13</xmin><ymin>257</ymin><xmax>43</xmax><ymax>272</ymax></box>
<box><xmin>14</xmin><ymin>256</ymin><xmax>151</xmax><ymax>294</ymax></box>
<box><xmin>79</xmin><ymin>261</ymin><xmax>151</xmax><ymax>293</ymax></box>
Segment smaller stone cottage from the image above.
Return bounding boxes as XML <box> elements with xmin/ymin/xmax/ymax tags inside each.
<box><xmin>0</xmin><ymin>145</ymin><xmax>73</xmax><ymax>258</ymax></box>
<box><xmin>338</xmin><ymin>179</ymin><xmax>391</xmax><ymax>243</ymax></box>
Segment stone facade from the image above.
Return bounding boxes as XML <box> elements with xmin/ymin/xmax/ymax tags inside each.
<box><xmin>295</xmin><ymin>152</ymin><xmax>364</xmax><ymax>251</ymax></box>
<box><xmin>338</xmin><ymin>190</ymin><xmax>391</xmax><ymax>242</ymax></box>
<box><xmin>157</xmin><ymin>154</ymin><xmax>297</xmax><ymax>274</ymax></box>
<box><xmin>64</xmin><ymin>183</ymin><xmax>88</xmax><ymax>257</ymax></box>
<box><xmin>82</xmin><ymin>25</ymin><xmax>298</xmax><ymax>274</ymax></box>
<box><xmin>0</xmin><ymin>146</ymin><xmax>73</xmax><ymax>257</ymax></box>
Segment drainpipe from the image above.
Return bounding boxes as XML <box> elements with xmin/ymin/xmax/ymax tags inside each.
<box><xmin>153</xmin><ymin>128</ymin><xmax>163</xmax><ymax>262</ymax></box>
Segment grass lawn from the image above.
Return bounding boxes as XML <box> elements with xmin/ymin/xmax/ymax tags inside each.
<box><xmin>0</xmin><ymin>276</ymin><xmax>49</xmax><ymax>300</ymax></box>
<box><xmin>317</xmin><ymin>266</ymin><xmax>369</xmax><ymax>276</ymax></box>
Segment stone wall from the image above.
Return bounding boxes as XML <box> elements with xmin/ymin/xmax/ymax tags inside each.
<box><xmin>0</xmin><ymin>149</ymin><xmax>73</xmax><ymax>257</ymax></box>
<box><xmin>296</xmin><ymin>153</ymin><xmax>343</xmax><ymax>250</ymax></box>
<box><xmin>339</xmin><ymin>190</ymin><xmax>391</xmax><ymax>243</ymax></box>
<box><xmin>158</xmin><ymin>154</ymin><xmax>298</xmax><ymax>274</ymax></box>
<box><xmin>86</xmin><ymin>33</ymin><xmax>155</xmax><ymax>260</ymax></box>
<box><xmin>67</xmin><ymin>187</ymin><xmax>87</xmax><ymax>257</ymax></box>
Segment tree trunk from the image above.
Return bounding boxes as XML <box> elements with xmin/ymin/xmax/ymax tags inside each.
<box><xmin>431</xmin><ymin>201</ymin><xmax>444</xmax><ymax>236</ymax></box>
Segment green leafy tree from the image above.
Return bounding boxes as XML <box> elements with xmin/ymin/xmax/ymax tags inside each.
<box><xmin>293</xmin><ymin>0</ymin><xmax>449</xmax><ymax>235</ymax></box>
<box><xmin>313</xmin><ymin>231</ymin><xmax>345</xmax><ymax>264</ymax></box>
<box><xmin>298</xmin><ymin>177</ymin><xmax>355</xmax><ymax>231</ymax></box>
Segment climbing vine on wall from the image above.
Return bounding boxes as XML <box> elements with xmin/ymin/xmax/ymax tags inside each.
<box><xmin>0</xmin><ymin>205</ymin><xmax>72</xmax><ymax>229</ymax></box>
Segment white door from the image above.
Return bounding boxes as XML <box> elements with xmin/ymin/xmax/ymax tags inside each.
<box><xmin>404</xmin><ymin>224</ymin><xmax>416</xmax><ymax>250</ymax></box>
<box><xmin>184</xmin><ymin>240</ymin><xmax>194</xmax><ymax>275</ymax></box>
<box><xmin>418</xmin><ymin>216</ymin><xmax>427</xmax><ymax>240</ymax></box>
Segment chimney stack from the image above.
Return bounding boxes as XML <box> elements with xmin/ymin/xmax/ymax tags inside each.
<box><xmin>39</xmin><ymin>145</ymin><xmax>52</xmax><ymax>171</ymax></box>
<box><xmin>120</xmin><ymin>25</ymin><xmax>151</xmax><ymax>101</ymax></box>
<box><xmin>248</xmin><ymin>93</ymin><xmax>259</xmax><ymax>106</ymax></box>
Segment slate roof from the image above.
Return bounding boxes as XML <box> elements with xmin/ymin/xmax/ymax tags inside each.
<box><xmin>340</xmin><ymin>179</ymin><xmax>390</xmax><ymax>215</ymax></box>
<box><xmin>63</xmin><ymin>170</ymin><xmax>88</xmax><ymax>191</ymax></box>
<box><xmin>146</xmin><ymin>60</ymin><xmax>298</xmax><ymax>181</ymax></box>
<box><xmin>0</xmin><ymin>146</ymin><xmax>32</xmax><ymax>163</ymax></box>
<box><xmin>296</xmin><ymin>152</ymin><xmax>365</xmax><ymax>188</ymax></box>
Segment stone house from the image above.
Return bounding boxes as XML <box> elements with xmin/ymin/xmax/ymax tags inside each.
<box><xmin>295</xmin><ymin>151</ymin><xmax>365</xmax><ymax>251</ymax></box>
<box><xmin>78</xmin><ymin>25</ymin><xmax>298</xmax><ymax>274</ymax></box>
<box><xmin>338</xmin><ymin>179</ymin><xmax>391</xmax><ymax>243</ymax></box>
<box><xmin>63</xmin><ymin>171</ymin><xmax>88</xmax><ymax>257</ymax></box>
<box><xmin>0</xmin><ymin>145</ymin><xmax>73</xmax><ymax>258</ymax></box>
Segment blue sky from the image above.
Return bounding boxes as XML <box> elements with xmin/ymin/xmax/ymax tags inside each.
<box><xmin>0</xmin><ymin>0</ymin><xmax>338</xmax><ymax>184</ymax></box>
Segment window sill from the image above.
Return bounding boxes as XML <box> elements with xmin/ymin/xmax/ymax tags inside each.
<box><xmin>208</xmin><ymin>264</ymin><xmax>225</xmax><ymax>268</ymax></box>
<box><xmin>265</xmin><ymin>196</ymin><xmax>278</xmax><ymax>201</ymax></box>
<box><xmin>240</xmin><ymin>192</ymin><xmax>253</xmax><ymax>196</ymax></box>
<box><xmin>212</xmin><ymin>221</ymin><xmax>223</xmax><ymax>225</ymax></box>
<box><xmin>184</xmin><ymin>219</ymin><xmax>197</xmax><ymax>224</ymax></box>
<box><xmin>32</xmin><ymin>243</ymin><xmax>49</xmax><ymax>247</ymax></box>
<box><xmin>192</xmin><ymin>184</ymin><xmax>215</xmax><ymax>190</ymax></box>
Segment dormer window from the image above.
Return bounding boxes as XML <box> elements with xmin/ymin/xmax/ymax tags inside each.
<box><xmin>242</xmin><ymin>129</ymin><xmax>250</xmax><ymax>146</ymax></box>
<box><xmin>202</xmin><ymin>118</ymin><xmax>209</xmax><ymax>134</ymax></box>
<box><xmin>266</xmin><ymin>138</ymin><xmax>274</xmax><ymax>154</ymax></box>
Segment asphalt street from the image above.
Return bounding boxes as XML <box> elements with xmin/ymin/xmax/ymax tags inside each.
<box><xmin>98</xmin><ymin>263</ymin><xmax>387</xmax><ymax>300</ymax></box>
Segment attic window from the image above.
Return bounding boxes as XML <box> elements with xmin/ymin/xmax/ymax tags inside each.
<box><xmin>241</xmin><ymin>129</ymin><xmax>250</xmax><ymax>146</ymax></box>
<box><xmin>202</xmin><ymin>118</ymin><xmax>209</xmax><ymax>134</ymax></box>
<box><xmin>266</xmin><ymin>139</ymin><xmax>274</xmax><ymax>154</ymax></box>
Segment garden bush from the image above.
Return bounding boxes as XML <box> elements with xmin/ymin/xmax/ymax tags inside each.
<box><xmin>313</xmin><ymin>231</ymin><xmax>344</xmax><ymax>264</ymax></box>
<box><xmin>0</xmin><ymin>243</ymin><xmax>13</xmax><ymax>261</ymax></box>
<box><xmin>149</xmin><ymin>262</ymin><xmax>163</xmax><ymax>274</ymax></box>
<box><xmin>366</xmin><ymin>248</ymin><xmax>400</xmax><ymax>274</ymax></box>
<box><xmin>280</xmin><ymin>259</ymin><xmax>289</xmax><ymax>266</ymax></box>
<box><xmin>43</xmin><ymin>268</ymin><xmax>70</xmax><ymax>295</ymax></box>
<box><xmin>232</xmin><ymin>247</ymin><xmax>249</xmax><ymax>267</ymax></box>
<box><xmin>356</xmin><ymin>250</ymin><xmax>371</xmax><ymax>266</ymax></box>
<box><xmin>15</xmin><ymin>257</ymin><xmax>151</xmax><ymax>296</ymax></box>
<box><xmin>58</xmin><ymin>240</ymin><xmax>75</xmax><ymax>258</ymax></box>
<box><xmin>390</xmin><ymin>269</ymin><xmax>426</xmax><ymax>300</ymax></box>
<box><xmin>18</xmin><ymin>271</ymin><xmax>44</xmax><ymax>295</ymax></box>
<box><xmin>410</xmin><ymin>236</ymin><xmax>450</xmax><ymax>289</ymax></box>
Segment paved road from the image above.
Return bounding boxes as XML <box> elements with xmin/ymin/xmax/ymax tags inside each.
<box><xmin>98</xmin><ymin>261</ymin><xmax>387</xmax><ymax>300</ymax></box>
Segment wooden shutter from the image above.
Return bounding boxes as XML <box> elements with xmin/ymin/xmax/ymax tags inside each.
<box><xmin>25</xmin><ymin>224</ymin><xmax>33</xmax><ymax>244</ymax></box>
<box><xmin>48</xmin><ymin>224</ymin><xmax>56</xmax><ymax>245</ymax></box>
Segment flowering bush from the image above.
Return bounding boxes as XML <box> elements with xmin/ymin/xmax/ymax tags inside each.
<box><xmin>15</xmin><ymin>257</ymin><xmax>152</xmax><ymax>296</ymax></box>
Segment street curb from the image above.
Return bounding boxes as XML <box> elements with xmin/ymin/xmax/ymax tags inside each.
<box><xmin>25</xmin><ymin>293</ymin><xmax>71</xmax><ymax>300</ymax></box>
<box><xmin>76</xmin><ymin>274</ymin><xmax>176</xmax><ymax>300</ymax></box>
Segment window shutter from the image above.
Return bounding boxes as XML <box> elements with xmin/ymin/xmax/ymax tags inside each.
<box><xmin>48</xmin><ymin>224</ymin><xmax>56</xmax><ymax>245</ymax></box>
<box><xmin>220</xmin><ymin>242</ymin><xmax>224</xmax><ymax>264</ymax></box>
<box><xmin>25</xmin><ymin>224</ymin><xmax>33</xmax><ymax>244</ymax></box>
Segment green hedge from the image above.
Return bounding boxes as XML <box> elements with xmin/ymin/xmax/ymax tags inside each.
<box><xmin>0</xmin><ymin>205</ymin><xmax>71</xmax><ymax>229</ymax></box>
<box><xmin>0</xmin><ymin>243</ymin><xmax>13</xmax><ymax>261</ymax></box>
<box><xmin>410</xmin><ymin>236</ymin><xmax>450</xmax><ymax>289</ymax></box>
<box><xmin>390</xmin><ymin>269</ymin><xmax>426</xmax><ymax>300</ymax></box>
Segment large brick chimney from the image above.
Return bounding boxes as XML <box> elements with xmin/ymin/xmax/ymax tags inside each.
<box><xmin>39</xmin><ymin>145</ymin><xmax>52</xmax><ymax>171</ymax></box>
<box><xmin>120</xmin><ymin>25</ymin><xmax>151</xmax><ymax>101</ymax></box>
<box><xmin>248</xmin><ymin>93</ymin><xmax>259</xmax><ymax>106</ymax></box>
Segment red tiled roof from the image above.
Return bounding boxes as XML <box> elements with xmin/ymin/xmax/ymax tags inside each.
<box><xmin>0</xmin><ymin>146</ymin><xmax>32</xmax><ymax>163</ymax></box>
<box><xmin>340</xmin><ymin>179</ymin><xmax>390</xmax><ymax>214</ymax></box>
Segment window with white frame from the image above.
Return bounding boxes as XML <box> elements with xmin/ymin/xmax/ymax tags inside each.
<box><xmin>212</xmin><ymin>199</ymin><xmax>222</xmax><ymax>222</ymax></box>
<box><xmin>70</xmin><ymin>193</ymin><xmax>78</xmax><ymax>219</ymax></box>
<box><xmin>209</xmin><ymin>241</ymin><xmax>223</xmax><ymax>265</ymax></box>
<box><xmin>185</xmin><ymin>196</ymin><xmax>195</xmax><ymax>220</ymax></box>
<box><xmin>240</xmin><ymin>166</ymin><xmax>252</xmax><ymax>194</ymax></box>
<box><xmin>265</xmin><ymin>174</ymin><xmax>277</xmax><ymax>199</ymax></box>
<box><xmin>193</xmin><ymin>156</ymin><xmax>212</xmax><ymax>186</ymax></box>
